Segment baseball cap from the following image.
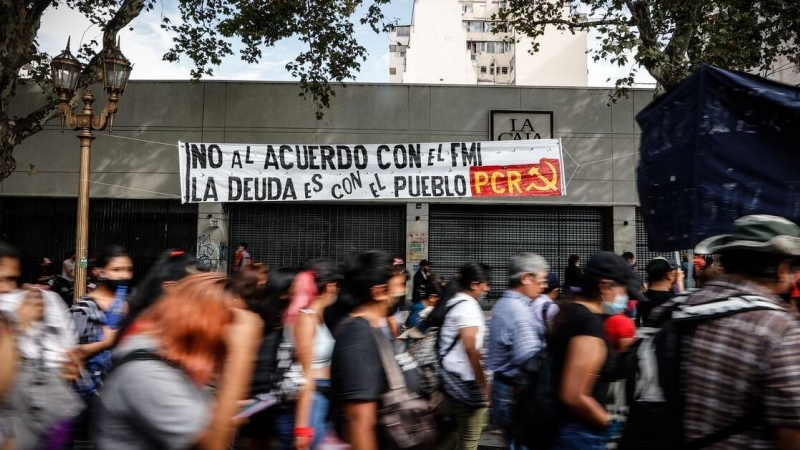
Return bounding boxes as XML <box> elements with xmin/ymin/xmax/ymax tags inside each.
<box><xmin>584</xmin><ymin>251</ymin><xmax>647</xmax><ymax>303</ymax></box>
<box><xmin>647</xmin><ymin>257</ymin><xmax>676</xmax><ymax>273</ymax></box>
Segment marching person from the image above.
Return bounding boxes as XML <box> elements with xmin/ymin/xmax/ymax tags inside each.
<box><xmin>487</xmin><ymin>254</ymin><xmax>549</xmax><ymax>450</ymax></box>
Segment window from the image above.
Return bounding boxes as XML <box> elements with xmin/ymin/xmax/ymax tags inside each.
<box><xmin>395</xmin><ymin>27</ymin><xmax>410</xmax><ymax>37</ymax></box>
<box><xmin>490</xmin><ymin>67</ymin><xmax>495</xmax><ymax>75</ymax></box>
<box><xmin>501</xmin><ymin>66</ymin><xmax>508</xmax><ymax>75</ymax></box>
<box><xmin>461</xmin><ymin>3</ymin><xmax>473</xmax><ymax>13</ymax></box>
<box><xmin>480</xmin><ymin>66</ymin><xmax>487</xmax><ymax>74</ymax></box>
<box><xmin>390</xmin><ymin>67</ymin><xmax>397</xmax><ymax>75</ymax></box>
<box><xmin>469</xmin><ymin>21</ymin><xmax>483</xmax><ymax>32</ymax></box>
<box><xmin>485</xmin><ymin>41</ymin><xmax>506</xmax><ymax>53</ymax></box>
<box><xmin>499</xmin><ymin>1</ymin><xmax>507</xmax><ymax>11</ymax></box>
<box><xmin>389</xmin><ymin>45</ymin><xmax>405</xmax><ymax>53</ymax></box>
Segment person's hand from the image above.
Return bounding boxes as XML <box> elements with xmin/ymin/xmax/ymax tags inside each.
<box><xmin>225</xmin><ymin>308</ymin><xmax>263</xmax><ymax>354</ymax></box>
<box><xmin>60</xmin><ymin>357</ymin><xmax>81</xmax><ymax>381</ymax></box>
<box><xmin>676</xmin><ymin>269</ymin><xmax>685</xmax><ymax>282</ymax></box>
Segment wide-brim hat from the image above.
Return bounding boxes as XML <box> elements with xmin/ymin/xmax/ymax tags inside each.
<box><xmin>694</xmin><ymin>215</ymin><xmax>800</xmax><ymax>256</ymax></box>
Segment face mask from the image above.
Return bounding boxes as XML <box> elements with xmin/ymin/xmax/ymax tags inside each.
<box><xmin>603</xmin><ymin>294</ymin><xmax>629</xmax><ymax>315</ymax></box>
<box><xmin>101</xmin><ymin>278</ymin><xmax>129</xmax><ymax>294</ymax></box>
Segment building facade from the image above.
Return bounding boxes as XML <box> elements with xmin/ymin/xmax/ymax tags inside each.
<box><xmin>389</xmin><ymin>0</ymin><xmax>588</xmax><ymax>86</ymax></box>
<box><xmin>3</xmin><ymin>81</ymin><xmax>653</xmax><ymax>300</ymax></box>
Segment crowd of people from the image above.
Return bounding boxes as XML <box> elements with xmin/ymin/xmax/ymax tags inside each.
<box><xmin>1</xmin><ymin>214</ymin><xmax>800</xmax><ymax>450</ymax></box>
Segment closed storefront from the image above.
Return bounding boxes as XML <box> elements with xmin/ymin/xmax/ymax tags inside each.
<box><xmin>0</xmin><ymin>197</ymin><xmax>198</xmax><ymax>284</ymax></box>
<box><xmin>428</xmin><ymin>204</ymin><xmax>612</xmax><ymax>300</ymax></box>
<box><xmin>228</xmin><ymin>203</ymin><xmax>406</xmax><ymax>269</ymax></box>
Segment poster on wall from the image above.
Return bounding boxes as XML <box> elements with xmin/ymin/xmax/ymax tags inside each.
<box><xmin>178</xmin><ymin>139</ymin><xmax>565</xmax><ymax>203</ymax></box>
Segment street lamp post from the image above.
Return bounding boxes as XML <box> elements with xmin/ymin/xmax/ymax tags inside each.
<box><xmin>50</xmin><ymin>38</ymin><xmax>132</xmax><ymax>302</ymax></box>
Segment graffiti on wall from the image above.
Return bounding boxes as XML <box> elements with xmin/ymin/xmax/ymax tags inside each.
<box><xmin>197</xmin><ymin>226</ymin><xmax>228</xmax><ymax>272</ymax></box>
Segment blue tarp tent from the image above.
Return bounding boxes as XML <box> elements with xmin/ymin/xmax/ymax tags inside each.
<box><xmin>636</xmin><ymin>64</ymin><xmax>800</xmax><ymax>251</ymax></box>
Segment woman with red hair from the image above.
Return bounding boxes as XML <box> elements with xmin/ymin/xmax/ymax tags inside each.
<box><xmin>275</xmin><ymin>259</ymin><xmax>341</xmax><ymax>450</ymax></box>
<box><xmin>92</xmin><ymin>273</ymin><xmax>262</xmax><ymax>450</ymax></box>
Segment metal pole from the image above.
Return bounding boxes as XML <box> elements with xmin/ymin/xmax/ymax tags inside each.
<box><xmin>73</xmin><ymin>91</ymin><xmax>96</xmax><ymax>303</ymax></box>
<box><xmin>73</xmin><ymin>131</ymin><xmax>94</xmax><ymax>302</ymax></box>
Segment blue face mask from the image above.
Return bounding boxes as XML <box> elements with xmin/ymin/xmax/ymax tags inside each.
<box><xmin>603</xmin><ymin>294</ymin><xmax>629</xmax><ymax>315</ymax></box>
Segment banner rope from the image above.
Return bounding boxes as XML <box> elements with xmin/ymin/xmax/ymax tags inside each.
<box><xmin>95</xmin><ymin>134</ymin><xmax>175</xmax><ymax>146</ymax></box>
<box><xmin>561</xmin><ymin>144</ymin><xmax>637</xmax><ymax>189</ymax></box>
<box><xmin>88</xmin><ymin>180</ymin><xmax>180</xmax><ymax>198</ymax></box>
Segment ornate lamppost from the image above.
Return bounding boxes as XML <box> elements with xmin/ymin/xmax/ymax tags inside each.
<box><xmin>50</xmin><ymin>38</ymin><xmax>132</xmax><ymax>301</ymax></box>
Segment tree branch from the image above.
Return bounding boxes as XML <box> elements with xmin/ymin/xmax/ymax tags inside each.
<box><xmin>28</xmin><ymin>0</ymin><xmax>53</xmax><ymax>21</ymax></box>
<box><xmin>9</xmin><ymin>101</ymin><xmax>60</xmax><ymax>148</ymax></box>
<box><xmin>523</xmin><ymin>17</ymin><xmax>634</xmax><ymax>29</ymax></box>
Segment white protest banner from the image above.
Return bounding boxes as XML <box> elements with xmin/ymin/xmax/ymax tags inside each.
<box><xmin>178</xmin><ymin>139</ymin><xmax>565</xmax><ymax>203</ymax></box>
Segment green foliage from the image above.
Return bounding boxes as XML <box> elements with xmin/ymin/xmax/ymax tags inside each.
<box><xmin>497</xmin><ymin>0</ymin><xmax>800</xmax><ymax>100</ymax></box>
<box><xmin>162</xmin><ymin>0</ymin><xmax>392</xmax><ymax>119</ymax></box>
<box><xmin>0</xmin><ymin>0</ymin><xmax>392</xmax><ymax>179</ymax></box>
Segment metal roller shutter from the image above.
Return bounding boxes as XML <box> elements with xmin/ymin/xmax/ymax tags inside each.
<box><xmin>428</xmin><ymin>204</ymin><xmax>612</xmax><ymax>302</ymax></box>
<box><xmin>228</xmin><ymin>204</ymin><xmax>406</xmax><ymax>270</ymax></box>
<box><xmin>0</xmin><ymin>197</ymin><xmax>198</xmax><ymax>285</ymax></box>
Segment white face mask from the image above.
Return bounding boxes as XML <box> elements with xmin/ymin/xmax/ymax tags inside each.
<box><xmin>603</xmin><ymin>293</ymin><xmax>629</xmax><ymax>315</ymax></box>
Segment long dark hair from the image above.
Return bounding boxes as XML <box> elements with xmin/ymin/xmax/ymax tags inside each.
<box><xmin>229</xmin><ymin>263</ymin><xmax>269</xmax><ymax>311</ymax></box>
<box><xmin>338</xmin><ymin>250</ymin><xmax>396</xmax><ymax>312</ymax></box>
<box><xmin>258</xmin><ymin>267</ymin><xmax>298</xmax><ymax>332</ymax></box>
<box><xmin>426</xmin><ymin>262</ymin><xmax>491</xmax><ymax>327</ymax></box>
<box><xmin>115</xmin><ymin>250</ymin><xmax>200</xmax><ymax>345</ymax></box>
<box><xmin>92</xmin><ymin>244</ymin><xmax>129</xmax><ymax>270</ymax></box>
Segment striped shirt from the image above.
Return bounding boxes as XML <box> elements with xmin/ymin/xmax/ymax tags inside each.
<box><xmin>487</xmin><ymin>290</ymin><xmax>543</xmax><ymax>378</ymax></box>
<box><xmin>657</xmin><ymin>276</ymin><xmax>800</xmax><ymax>449</ymax></box>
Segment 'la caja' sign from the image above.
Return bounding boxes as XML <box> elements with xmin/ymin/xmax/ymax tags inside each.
<box><xmin>491</xmin><ymin>110</ymin><xmax>553</xmax><ymax>141</ymax></box>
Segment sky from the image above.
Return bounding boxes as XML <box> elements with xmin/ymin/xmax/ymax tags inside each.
<box><xmin>37</xmin><ymin>0</ymin><xmax>656</xmax><ymax>87</ymax></box>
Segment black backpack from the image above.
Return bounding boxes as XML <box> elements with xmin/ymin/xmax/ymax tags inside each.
<box><xmin>510</xmin><ymin>301</ymin><xmax>558</xmax><ymax>450</ymax></box>
<box><xmin>619</xmin><ymin>292</ymin><xmax>786</xmax><ymax>450</ymax></box>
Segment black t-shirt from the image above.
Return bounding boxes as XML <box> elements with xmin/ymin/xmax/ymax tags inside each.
<box><xmin>564</xmin><ymin>265</ymin><xmax>583</xmax><ymax>289</ymax></box>
<box><xmin>331</xmin><ymin>317</ymin><xmax>420</xmax><ymax>438</ymax></box>
<box><xmin>640</xmin><ymin>289</ymin><xmax>674</xmax><ymax>326</ymax></box>
<box><xmin>332</xmin><ymin>317</ymin><xmax>390</xmax><ymax>403</ymax></box>
<box><xmin>550</xmin><ymin>303</ymin><xmax>615</xmax><ymax>428</ymax></box>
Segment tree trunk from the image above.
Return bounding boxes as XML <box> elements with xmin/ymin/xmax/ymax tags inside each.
<box><xmin>0</xmin><ymin>143</ymin><xmax>16</xmax><ymax>181</ymax></box>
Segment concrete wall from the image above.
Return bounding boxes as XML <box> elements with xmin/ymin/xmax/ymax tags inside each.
<box><xmin>4</xmin><ymin>81</ymin><xmax>654</xmax><ymax>254</ymax></box>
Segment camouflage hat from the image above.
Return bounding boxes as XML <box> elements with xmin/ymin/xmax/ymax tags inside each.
<box><xmin>694</xmin><ymin>215</ymin><xmax>800</xmax><ymax>256</ymax></box>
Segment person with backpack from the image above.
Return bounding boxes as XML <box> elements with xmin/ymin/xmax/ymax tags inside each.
<box><xmin>68</xmin><ymin>245</ymin><xmax>133</xmax><ymax>447</ymax></box>
<box><xmin>93</xmin><ymin>273</ymin><xmax>263</xmax><ymax>450</ymax></box>
<box><xmin>238</xmin><ymin>267</ymin><xmax>297</xmax><ymax>450</ymax></box>
<box><xmin>331</xmin><ymin>250</ymin><xmax>431</xmax><ymax>450</ymax></box>
<box><xmin>438</xmin><ymin>262</ymin><xmax>491</xmax><ymax>450</ymax></box>
<box><xmin>70</xmin><ymin>245</ymin><xmax>133</xmax><ymax>397</ymax></box>
<box><xmin>273</xmin><ymin>259</ymin><xmax>340</xmax><ymax>450</ymax></box>
<box><xmin>486</xmin><ymin>253</ymin><xmax>550</xmax><ymax>450</ymax></box>
<box><xmin>548</xmin><ymin>251</ymin><xmax>646</xmax><ymax>449</ymax></box>
<box><xmin>622</xmin><ymin>215</ymin><xmax>800</xmax><ymax>449</ymax></box>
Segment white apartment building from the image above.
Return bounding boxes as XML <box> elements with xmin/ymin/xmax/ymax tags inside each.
<box><xmin>389</xmin><ymin>0</ymin><xmax>588</xmax><ymax>86</ymax></box>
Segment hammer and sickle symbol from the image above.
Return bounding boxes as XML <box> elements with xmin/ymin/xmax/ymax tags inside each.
<box><xmin>525</xmin><ymin>161</ymin><xmax>559</xmax><ymax>192</ymax></box>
